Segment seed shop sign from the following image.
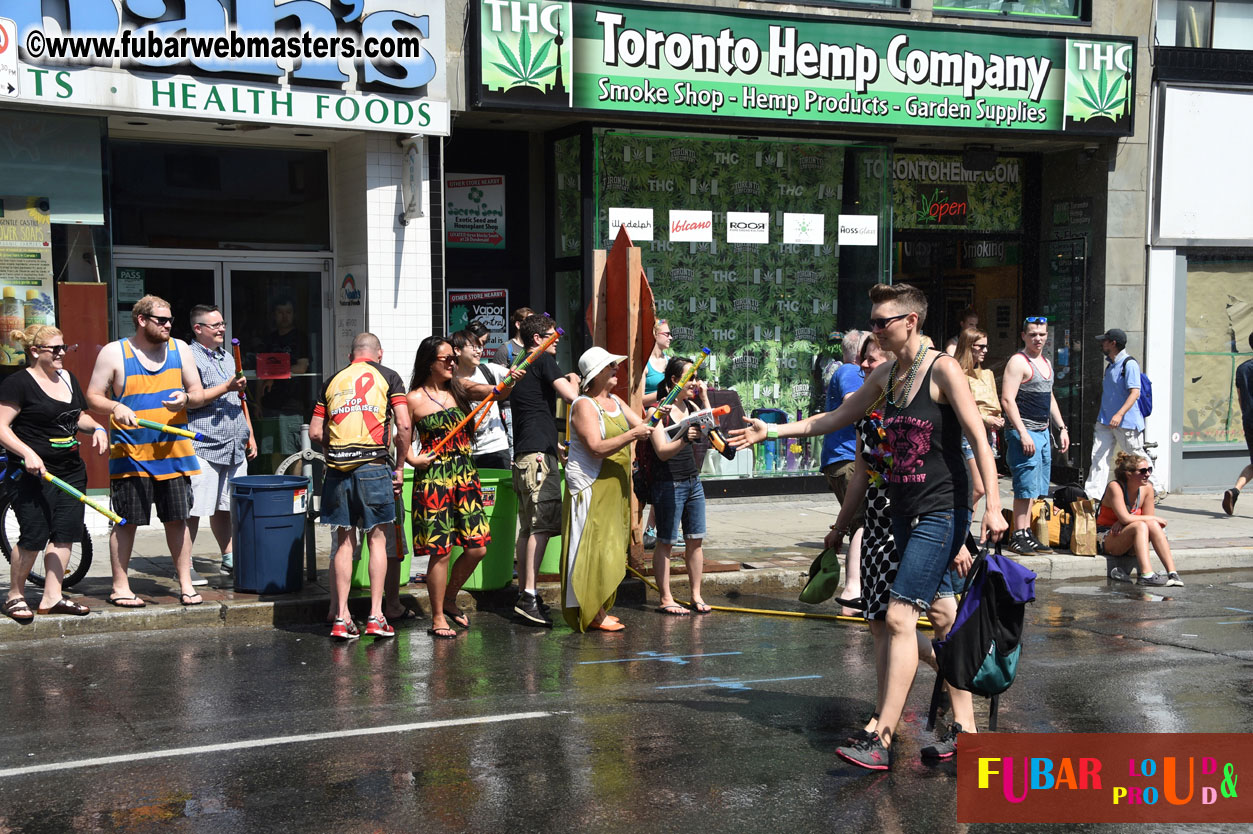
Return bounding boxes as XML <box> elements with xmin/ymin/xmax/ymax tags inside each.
<box><xmin>474</xmin><ymin>0</ymin><xmax>1134</xmax><ymax>135</ymax></box>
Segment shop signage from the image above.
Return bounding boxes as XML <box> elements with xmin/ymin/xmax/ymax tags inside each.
<box><xmin>0</xmin><ymin>196</ymin><xmax>54</xmax><ymax>366</ymax></box>
<box><xmin>446</xmin><ymin>174</ymin><xmax>507</xmax><ymax>249</ymax></box>
<box><xmin>669</xmin><ymin>209</ymin><xmax>712</xmax><ymax>242</ymax></box>
<box><xmin>838</xmin><ymin>214</ymin><xmax>878</xmax><ymax>246</ymax></box>
<box><xmin>861</xmin><ymin>153</ymin><xmax>1024</xmax><ymax>232</ymax></box>
<box><xmin>116</xmin><ymin>267</ymin><xmax>145</xmax><ymax>305</ymax></box>
<box><xmin>916</xmin><ymin>185</ymin><xmax>969</xmax><ymax>225</ymax></box>
<box><xmin>726</xmin><ymin>211</ymin><xmax>768</xmax><ymax>244</ymax></box>
<box><xmin>783</xmin><ymin>212</ymin><xmax>824</xmax><ymax>245</ymax></box>
<box><xmin>447</xmin><ymin>289</ymin><xmax>509</xmax><ymax>354</ymax></box>
<box><xmin>2</xmin><ymin>0</ymin><xmax>449</xmax><ymax>134</ymax></box>
<box><xmin>608</xmin><ymin>206</ymin><xmax>654</xmax><ymax>241</ymax></box>
<box><xmin>474</xmin><ymin>0</ymin><xmax>1134</xmax><ymax>135</ymax></box>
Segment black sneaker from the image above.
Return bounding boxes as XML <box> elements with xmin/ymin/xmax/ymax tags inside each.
<box><xmin>1223</xmin><ymin>488</ymin><xmax>1238</xmax><ymax>516</ymax></box>
<box><xmin>1137</xmin><ymin>572</ymin><xmax>1169</xmax><ymax>587</ymax></box>
<box><xmin>836</xmin><ymin>732</ymin><xmax>893</xmax><ymax>771</ymax></box>
<box><xmin>1006</xmin><ymin>530</ymin><xmax>1038</xmax><ymax>556</ymax></box>
<box><xmin>1026</xmin><ymin>532</ymin><xmax>1054</xmax><ymax>554</ymax></box>
<box><xmin>921</xmin><ymin>722</ymin><xmax>964</xmax><ymax>761</ymax></box>
<box><xmin>514</xmin><ymin>591</ymin><xmax>553</xmax><ymax>627</ymax></box>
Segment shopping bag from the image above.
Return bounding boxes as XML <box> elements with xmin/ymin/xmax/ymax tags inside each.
<box><xmin>1030</xmin><ymin>499</ymin><xmax>1052</xmax><ymax>548</ymax></box>
<box><xmin>1068</xmin><ymin>498</ymin><xmax>1098</xmax><ymax>556</ymax></box>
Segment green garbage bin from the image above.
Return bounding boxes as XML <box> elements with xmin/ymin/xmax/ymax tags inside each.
<box><xmin>449</xmin><ymin>468</ymin><xmax>517</xmax><ymax>591</ymax></box>
<box><xmin>352</xmin><ymin>470</ymin><xmax>413</xmax><ymax>589</ymax></box>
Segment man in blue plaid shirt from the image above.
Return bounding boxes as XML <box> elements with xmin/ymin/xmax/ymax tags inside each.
<box><xmin>187</xmin><ymin>304</ymin><xmax>255</xmax><ymax>577</ymax></box>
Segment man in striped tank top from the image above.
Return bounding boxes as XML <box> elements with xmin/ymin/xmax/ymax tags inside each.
<box><xmin>87</xmin><ymin>295</ymin><xmax>208</xmax><ymax>608</ymax></box>
<box><xmin>1000</xmin><ymin>317</ymin><xmax>1071</xmax><ymax>556</ymax></box>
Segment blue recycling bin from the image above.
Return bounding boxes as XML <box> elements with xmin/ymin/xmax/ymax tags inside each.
<box><xmin>231</xmin><ymin>475</ymin><xmax>309</xmax><ymax>594</ymax></box>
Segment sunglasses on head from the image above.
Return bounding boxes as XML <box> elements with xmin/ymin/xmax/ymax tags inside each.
<box><xmin>1024</xmin><ymin>316</ymin><xmax>1048</xmax><ymax>325</ymax></box>
<box><xmin>869</xmin><ymin>312</ymin><xmax>909</xmax><ymax>331</ymax></box>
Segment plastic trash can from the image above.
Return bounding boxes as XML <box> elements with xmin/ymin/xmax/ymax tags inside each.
<box><xmin>449</xmin><ymin>468</ymin><xmax>517</xmax><ymax>591</ymax></box>
<box><xmin>751</xmin><ymin>408</ymin><xmax>789</xmax><ymax>473</ymax></box>
<box><xmin>353</xmin><ymin>469</ymin><xmax>413</xmax><ymax>589</ymax></box>
<box><xmin>231</xmin><ymin>475</ymin><xmax>309</xmax><ymax>594</ymax></box>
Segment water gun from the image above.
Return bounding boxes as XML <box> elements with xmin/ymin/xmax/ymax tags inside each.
<box><xmin>646</xmin><ymin>348</ymin><xmax>711</xmax><ymax>427</ymax></box>
<box><xmin>661</xmin><ymin>405</ymin><xmax>737</xmax><ymax>461</ymax></box>
<box><xmin>135</xmin><ymin>418</ymin><xmax>205</xmax><ymax>442</ymax></box>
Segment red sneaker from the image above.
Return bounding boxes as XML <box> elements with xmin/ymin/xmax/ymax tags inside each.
<box><xmin>365</xmin><ymin>616</ymin><xmax>395</xmax><ymax>638</ymax></box>
<box><xmin>330</xmin><ymin>618</ymin><xmax>360</xmax><ymax>641</ymax></box>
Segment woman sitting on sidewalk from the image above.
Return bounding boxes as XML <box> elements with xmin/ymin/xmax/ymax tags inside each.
<box><xmin>1098</xmin><ymin>451</ymin><xmax>1183</xmax><ymax>587</ymax></box>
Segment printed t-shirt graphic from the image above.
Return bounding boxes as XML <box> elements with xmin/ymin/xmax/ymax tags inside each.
<box><xmin>109</xmin><ymin>339</ymin><xmax>201</xmax><ymax>480</ymax></box>
<box><xmin>313</xmin><ymin>359</ymin><xmax>407</xmax><ymax>472</ymax></box>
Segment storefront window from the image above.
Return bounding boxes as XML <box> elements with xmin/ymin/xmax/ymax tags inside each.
<box><xmin>111</xmin><ymin>142</ymin><xmax>330</xmax><ymax>251</ymax></box>
<box><xmin>1158</xmin><ymin>0</ymin><xmax>1253</xmax><ymax>48</ymax></box>
<box><xmin>935</xmin><ymin>0</ymin><xmax>1081</xmax><ymax>17</ymax></box>
<box><xmin>593</xmin><ymin>131</ymin><xmax>888</xmax><ymax>476</ymax></box>
<box><xmin>553</xmin><ymin>136</ymin><xmax>581</xmax><ymax>259</ymax></box>
<box><xmin>1182</xmin><ymin>254</ymin><xmax>1253</xmax><ymax>445</ymax></box>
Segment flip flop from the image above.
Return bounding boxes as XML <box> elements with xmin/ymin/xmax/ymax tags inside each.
<box><xmin>688</xmin><ymin>601</ymin><xmax>712</xmax><ymax>615</ymax></box>
<box><xmin>179</xmin><ymin>592</ymin><xmax>204</xmax><ymax>606</ymax></box>
<box><xmin>426</xmin><ymin>625</ymin><xmax>458</xmax><ymax>640</ymax></box>
<box><xmin>386</xmin><ymin>608</ymin><xmax>421</xmax><ymax>622</ymax></box>
<box><xmin>588</xmin><ymin>619</ymin><xmax>626</xmax><ymax>632</ymax></box>
<box><xmin>106</xmin><ymin>594</ymin><xmax>146</xmax><ymax>609</ymax></box>
<box><xmin>655</xmin><ymin>604</ymin><xmax>689</xmax><ymax>617</ymax></box>
<box><xmin>443</xmin><ymin>607</ymin><xmax>470</xmax><ymax>629</ymax></box>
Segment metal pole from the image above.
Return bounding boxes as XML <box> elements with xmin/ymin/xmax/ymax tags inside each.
<box><xmin>301</xmin><ymin>424</ymin><xmax>317</xmax><ymax>581</ymax></box>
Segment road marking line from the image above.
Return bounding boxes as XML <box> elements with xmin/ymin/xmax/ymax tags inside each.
<box><xmin>1223</xmin><ymin>607</ymin><xmax>1253</xmax><ymax>614</ymax></box>
<box><xmin>0</xmin><ymin>712</ymin><xmax>551</xmax><ymax>779</ymax></box>
<box><xmin>579</xmin><ymin>651</ymin><xmax>742</xmax><ymax>666</ymax></box>
<box><xmin>657</xmin><ymin>675</ymin><xmax>822</xmax><ymax>691</ymax></box>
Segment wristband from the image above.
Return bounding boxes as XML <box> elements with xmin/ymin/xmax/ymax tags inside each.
<box><xmin>93</xmin><ymin>427</ymin><xmax>106</xmax><ymax>433</ymax></box>
<box><xmin>766</xmin><ymin>425</ymin><xmax>779</xmax><ymax>439</ymax></box>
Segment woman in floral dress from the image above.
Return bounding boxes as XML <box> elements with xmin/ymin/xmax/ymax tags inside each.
<box><xmin>407</xmin><ymin>336</ymin><xmax>520</xmax><ymax>639</ymax></box>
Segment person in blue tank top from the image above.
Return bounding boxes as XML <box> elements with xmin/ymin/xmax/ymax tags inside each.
<box><xmin>731</xmin><ymin>283</ymin><xmax>1006</xmax><ymax>771</ymax></box>
<box><xmin>86</xmin><ymin>295</ymin><xmax>209</xmax><ymax>608</ymax></box>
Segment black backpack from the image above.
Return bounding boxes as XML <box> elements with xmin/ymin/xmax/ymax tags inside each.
<box><xmin>928</xmin><ymin>541</ymin><xmax>1037</xmax><ymax>731</ymax></box>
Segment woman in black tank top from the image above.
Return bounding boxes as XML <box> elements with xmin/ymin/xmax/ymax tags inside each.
<box><xmin>730</xmin><ymin>284</ymin><xmax>1006</xmax><ymax>771</ymax></box>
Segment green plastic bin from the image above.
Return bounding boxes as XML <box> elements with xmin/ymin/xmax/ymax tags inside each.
<box><xmin>352</xmin><ymin>470</ymin><xmax>413</xmax><ymax>589</ymax></box>
<box><xmin>539</xmin><ymin>464</ymin><xmax>565</xmax><ymax>575</ymax></box>
<box><xmin>449</xmin><ymin>468</ymin><xmax>517</xmax><ymax>591</ymax></box>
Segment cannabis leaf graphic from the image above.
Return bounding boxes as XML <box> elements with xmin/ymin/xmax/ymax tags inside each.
<box><xmin>916</xmin><ymin>188</ymin><xmax>940</xmax><ymax>224</ymax></box>
<box><xmin>1076</xmin><ymin>68</ymin><xmax>1127</xmax><ymax>118</ymax></box>
<box><xmin>493</xmin><ymin>30</ymin><xmax>557</xmax><ymax>87</ymax></box>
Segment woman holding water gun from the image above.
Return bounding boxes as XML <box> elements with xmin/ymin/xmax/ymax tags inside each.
<box><xmin>0</xmin><ymin>325</ymin><xmax>107</xmax><ymax>621</ymax></box>
<box><xmin>644</xmin><ymin>356</ymin><xmax>723</xmax><ymax>616</ymax></box>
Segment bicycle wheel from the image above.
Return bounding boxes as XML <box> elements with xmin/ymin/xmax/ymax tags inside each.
<box><xmin>0</xmin><ymin>499</ymin><xmax>94</xmax><ymax>589</ymax></box>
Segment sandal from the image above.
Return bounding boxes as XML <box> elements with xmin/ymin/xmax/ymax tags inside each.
<box><xmin>427</xmin><ymin>625</ymin><xmax>459</xmax><ymax>640</ymax></box>
<box><xmin>688</xmin><ymin>601</ymin><xmax>712</xmax><ymax>614</ymax></box>
<box><xmin>36</xmin><ymin>599</ymin><xmax>91</xmax><ymax>616</ymax></box>
<box><xmin>107</xmin><ymin>594</ymin><xmax>146</xmax><ymax>608</ymax></box>
<box><xmin>588</xmin><ymin>619</ymin><xmax>626</xmax><ymax>632</ymax></box>
<box><xmin>442</xmin><ymin>605</ymin><xmax>470</xmax><ymax>629</ymax></box>
<box><xmin>655</xmin><ymin>604</ymin><xmax>689</xmax><ymax>617</ymax></box>
<box><xmin>2</xmin><ymin>597</ymin><xmax>34</xmax><ymax>623</ymax></box>
<box><xmin>179</xmin><ymin>592</ymin><xmax>204</xmax><ymax>606</ymax></box>
<box><xmin>386</xmin><ymin>607</ymin><xmax>421</xmax><ymax>622</ymax></box>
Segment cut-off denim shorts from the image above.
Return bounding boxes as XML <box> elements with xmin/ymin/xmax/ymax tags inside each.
<box><xmin>651</xmin><ymin>476</ymin><xmax>707</xmax><ymax>545</ymax></box>
<box><xmin>889</xmin><ymin>508</ymin><xmax>973</xmax><ymax>610</ymax></box>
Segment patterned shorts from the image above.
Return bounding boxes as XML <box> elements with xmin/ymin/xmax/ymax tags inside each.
<box><xmin>111</xmin><ymin>475</ymin><xmax>193</xmax><ymax>526</ymax></box>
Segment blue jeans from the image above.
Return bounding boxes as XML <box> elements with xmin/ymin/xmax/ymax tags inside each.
<box><xmin>1006</xmin><ymin>427</ymin><xmax>1051</xmax><ymax>499</ymax></box>
<box><xmin>320</xmin><ymin>462</ymin><xmax>395</xmax><ymax>531</ymax></box>
<box><xmin>652</xmin><ymin>477</ymin><xmax>707</xmax><ymax>545</ymax></box>
<box><xmin>889</xmin><ymin>508</ymin><xmax>973</xmax><ymax>610</ymax></box>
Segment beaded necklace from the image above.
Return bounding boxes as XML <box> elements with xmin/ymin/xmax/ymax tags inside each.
<box><xmin>885</xmin><ymin>345</ymin><xmax>930</xmax><ymax>410</ymax></box>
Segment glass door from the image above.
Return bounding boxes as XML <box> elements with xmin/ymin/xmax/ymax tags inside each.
<box><xmin>225</xmin><ymin>261</ymin><xmax>328</xmax><ymax>474</ymax></box>
<box><xmin>112</xmin><ymin>259</ymin><xmax>222</xmax><ymax>344</ymax></box>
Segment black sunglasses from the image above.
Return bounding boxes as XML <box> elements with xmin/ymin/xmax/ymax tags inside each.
<box><xmin>143</xmin><ymin>315</ymin><xmax>174</xmax><ymax>326</ymax></box>
<box><xmin>33</xmin><ymin>344</ymin><xmax>77</xmax><ymax>355</ymax></box>
<box><xmin>1136</xmin><ymin>466</ymin><xmax>1154</xmax><ymax>475</ymax></box>
<box><xmin>869</xmin><ymin>313</ymin><xmax>909</xmax><ymax>331</ymax></box>
<box><xmin>1024</xmin><ymin>316</ymin><xmax>1048</xmax><ymax>325</ymax></box>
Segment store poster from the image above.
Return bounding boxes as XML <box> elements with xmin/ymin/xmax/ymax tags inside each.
<box><xmin>0</xmin><ymin>196</ymin><xmax>54</xmax><ymax>366</ymax></box>
<box><xmin>596</xmin><ymin>133</ymin><xmax>843</xmax><ymax>431</ymax></box>
<box><xmin>447</xmin><ymin>289</ymin><xmax>509</xmax><ymax>355</ymax></box>
<box><xmin>446</xmin><ymin>174</ymin><xmax>506</xmax><ymax>249</ymax></box>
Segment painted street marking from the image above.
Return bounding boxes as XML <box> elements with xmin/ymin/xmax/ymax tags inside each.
<box><xmin>0</xmin><ymin>712</ymin><xmax>552</xmax><ymax>779</ymax></box>
<box><xmin>657</xmin><ymin>675</ymin><xmax>822</xmax><ymax>691</ymax></box>
<box><xmin>1217</xmin><ymin>620</ymin><xmax>1253</xmax><ymax>625</ymax></box>
<box><xmin>580</xmin><ymin>650</ymin><xmax>742</xmax><ymax>666</ymax></box>
<box><xmin>1223</xmin><ymin>607</ymin><xmax>1253</xmax><ymax>614</ymax></box>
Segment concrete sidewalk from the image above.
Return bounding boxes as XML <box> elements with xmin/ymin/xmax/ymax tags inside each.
<box><xmin>3</xmin><ymin>483</ymin><xmax>1251</xmax><ymax>641</ymax></box>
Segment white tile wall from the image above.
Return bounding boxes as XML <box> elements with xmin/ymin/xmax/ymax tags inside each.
<box><xmin>332</xmin><ymin>133</ymin><xmax>436</xmax><ymax>380</ymax></box>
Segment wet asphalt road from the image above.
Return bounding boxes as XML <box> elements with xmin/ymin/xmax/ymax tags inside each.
<box><xmin>1</xmin><ymin>570</ymin><xmax>1251</xmax><ymax>834</ymax></box>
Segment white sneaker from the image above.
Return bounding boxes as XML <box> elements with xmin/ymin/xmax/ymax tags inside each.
<box><xmin>189</xmin><ymin>568</ymin><xmax>208</xmax><ymax>586</ymax></box>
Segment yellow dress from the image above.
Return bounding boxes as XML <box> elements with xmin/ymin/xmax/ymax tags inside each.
<box><xmin>560</xmin><ymin>395</ymin><xmax>631</xmax><ymax>632</ymax></box>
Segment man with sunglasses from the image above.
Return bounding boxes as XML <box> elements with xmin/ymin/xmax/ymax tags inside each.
<box><xmin>87</xmin><ymin>295</ymin><xmax>208</xmax><ymax>608</ymax></box>
<box><xmin>185</xmin><ymin>304</ymin><xmax>254</xmax><ymax>579</ymax></box>
<box><xmin>1083</xmin><ymin>327</ymin><xmax>1164</xmax><ymax>501</ymax></box>
<box><xmin>1000</xmin><ymin>316</ymin><xmax>1069</xmax><ymax>556</ymax></box>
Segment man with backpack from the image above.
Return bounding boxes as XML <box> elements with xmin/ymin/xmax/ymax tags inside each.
<box><xmin>1083</xmin><ymin>327</ymin><xmax>1164</xmax><ymax>500</ymax></box>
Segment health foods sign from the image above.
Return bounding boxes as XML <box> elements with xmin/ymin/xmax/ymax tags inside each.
<box><xmin>0</xmin><ymin>0</ymin><xmax>449</xmax><ymax>135</ymax></box>
<box><xmin>475</xmin><ymin>0</ymin><xmax>1134</xmax><ymax>135</ymax></box>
